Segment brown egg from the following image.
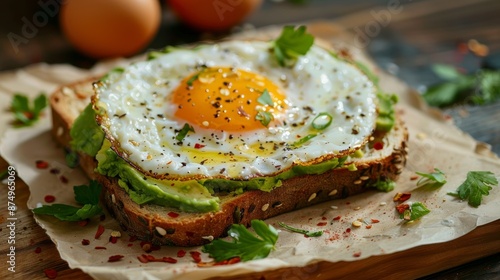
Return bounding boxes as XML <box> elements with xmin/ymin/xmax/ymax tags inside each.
<box><xmin>60</xmin><ymin>0</ymin><xmax>161</xmax><ymax>59</ymax></box>
<box><xmin>167</xmin><ymin>0</ymin><xmax>262</xmax><ymax>32</ymax></box>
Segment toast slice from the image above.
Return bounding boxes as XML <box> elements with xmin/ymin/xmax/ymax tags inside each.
<box><xmin>50</xmin><ymin>77</ymin><xmax>408</xmax><ymax>246</ymax></box>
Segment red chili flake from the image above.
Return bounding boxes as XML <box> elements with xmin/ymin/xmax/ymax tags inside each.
<box><xmin>410</xmin><ymin>175</ymin><xmax>419</xmax><ymax>181</ymax></box>
<box><xmin>316</xmin><ymin>222</ymin><xmax>327</xmax><ymax>226</ymax></box>
<box><xmin>81</xmin><ymin>239</ymin><xmax>90</xmax><ymax>246</ymax></box>
<box><xmin>353</xmin><ymin>252</ymin><xmax>361</xmax><ymax>258</ymax></box>
<box><xmin>59</xmin><ymin>175</ymin><xmax>68</xmax><ymax>184</ymax></box>
<box><xmin>345</xmin><ymin>228</ymin><xmax>351</xmax><ymax>233</ymax></box>
<box><xmin>78</xmin><ymin>219</ymin><xmax>89</xmax><ymax>227</ymax></box>
<box><xmin>108</xmin><ymin>255</ymin><xmax>124</xmax><ymax>262</ymax></box>
<box><xmin>371</xmin><ymin>219</ymin><xmax>380</xmax><ymax>223</ymax></box>
<box><xmin>44</xmin><ymin>195</ymin><xmax>56</xmax><ymax>203</ymax></box>
<box><xmin>177</xmin><ymin>249</ymin><xmax>186</xmax><ymax>258</ymax></box>
<box><xmin>95</xmin><ymin>225</ymin><xmax>105</xmax><ymax>239</ymax></box>
<box><xmin>109</xmin><ymin>236</ymin><xmax>118</xmax><ymax>244</ymax></box>
<box><xmin>321</xmin><ymin>216</ymin><xmax>327</xmax><ymax>220</ymax></box>
<box><xmin>194</xmin><ymin>143</ymin><xmax>206</xmax><ymax>149</ymax></box>
<box><xmin>36</xmin><ymin>160</ymin><xmax>49</xmax><ymax>169</ymax></box>
<box><xmin>214</xmin><ymin>256</ymin><xmax>241</xmax><ymax>266</ymax></box>
<box><xmin>332</xmin><ymin>215</ymin><xmax>341</xmax><ymax>221</ymax></box>
<box><xmin>44</xmin><ymin>268</ymin><xmax>58</xmax><ymax>279</ymax></box>
<box><xmin>127</xmin><ymin>243</ymin><xmax>133</xmax><ymax>247</ymax></box>
<box><xmin>167</xmin><ymin>211</ymin><xmax>179</xmax><ymax>218</ymax></box>
<box><xmin>190</xmin><ymin>251</ymin><xmax>202</xmax><ymax>263</ymax></box>
<box><xmin>137</xmin><ymin>255</ymin><xmax>148</xmax><ymax>263</ymax></box>
<box><xmin>95</xmin><ymin>246</ymin><xmax>107</xmax><ymax>250</ymax></box>
<box><xmin>35</xmin><ymin>247</ymin><xmax>42</xmax><ymax>253</ymax></box>
<box><xmin>366</xmin><ymin>225</ymin><xmax>373</xmax><ymax>229</ymax></box>
<box><xmin>393</xmin><ymin>192</ymin><xmax>411</xmax><ymax>202</ymax></box>
<box><xmin>396</xmin><ymin>203</ymin><xmax>410</xmax><ymax>214</ymax></box>
<box><xmin>49</xmin><ymin>168</ymin><xmax>60</xmax><ymax>174</ymax></box>
<box><xmin>100</xmin><ymin>214</ymin><xmax>106</xmax><ymax>221</ymax></box>
<box><xmin>145</xmin><ymin>254</ymin><xmax>156</xmax><ymax>261</ymax></box>
<box><xmin>163</xmin><ymin>257</ymin><xmax>178</xmax><ymax>263</ymax></box>
<box><xmin>373</xmin><ymin>142</ymin><xmax>384</xmax><ymax>150</ymax></box>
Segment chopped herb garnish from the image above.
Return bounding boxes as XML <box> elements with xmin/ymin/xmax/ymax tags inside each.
<box><xmin>312</xmin><ymin>112</ymin><xmax>332</xmax><ymax>130</ymax></box>
<box><xmin>11</xmin><ymin>93</ymin><xmax>47</xmax><ymax>127</ymax></box>
<box><xmin>176</xmin><ymin>123</ymin><xmax>195</xmax><ymax>142</ymax></box>
<box><xmin>400</xmin><ymin>202</ymin><xmax>431</xmax><ymax>221</ymax></box>
<box><xmin>65</xmin><ymin>150</ymin><xmax>79</xmax><ymax>168</ymax></box>
<box><xmin>255</xmin><ymin>111</ymin><xmax>274</xmax><ymax>127</ymax></box>
<box><xmin>291</xmin><ymin>133</ymin><xmax>317</xmax><ymax>147</ymax></box>
<box><xmin>278</xmin><ymin>222</ymin><xmax>323</xmax><ymax>237</ymax></box>
<box><xmin>370</xmin><ymin>178</ymin><xmax>395</xmax><ymax>192</ymax></box>
<box><xmin>447</xmin><ymin>171</ymin><xmax>498</xmax><ymax>207</ymax></box>
<box><xmin>202</xmin><ymin>220</ymin><xmax>278</xmax><ymax>262</ymax></box>
<box><xmin>147</xmin><ymin>46</ymin><xmax>178</xmax><ymax>60</ymax></box>
<box><xmin>416</xmin><ymin>168</ymin><xmax>447</xmax><ymax>188</ymax></box>
<box><xmin>257</xmin><ymin>89</ymin><xmax>273</xmax><ymax>106</ymax></box>
<box><xmin>186</xmin><ymin>66</ymin><xmax>208</xmax><ymax>86</ymax></box>
<box><xmin>272</xmin><ymin>25</ymin><xmax>314</xmax><ymax>67</ymax></box>
<box><xmin>33</xmin><ymin>180</ymin><xmax>103</xmax><ymax>221</ymax></box>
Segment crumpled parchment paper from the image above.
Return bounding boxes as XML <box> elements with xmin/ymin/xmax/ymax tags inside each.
<box><xmin>1</xmin><ymin>22</ymin><xmax>499</xmax><ymax>280</ymax></box>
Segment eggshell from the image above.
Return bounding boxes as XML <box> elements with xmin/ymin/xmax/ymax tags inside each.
<box><xmin>60</xmin><ymin>0</ymin><xmax>161</xmax><ymax>59</ymax></box>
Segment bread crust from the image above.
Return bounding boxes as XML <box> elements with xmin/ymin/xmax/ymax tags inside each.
<box><xmin>50</xmin><ymin>76</ymin><xmax>408</xmax><ymax>247</ymax></box>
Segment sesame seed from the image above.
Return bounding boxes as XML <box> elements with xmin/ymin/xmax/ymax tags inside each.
<box><xmin>111</xmin><ymin>194</ymin><xmax>116</xmax><ymax>204</ymax></box>
<box><xmin>360</xmin><ymin>176</ymin><xmax>370</xmax><ymax>181</ymax></box>
<box><xmin>110</xmin><ymin>231</ymin><xmax>121</xmax><ymax>237</ymax></box>
<box><xmin>328</xmin><ymin>189</ymin><xmax>338</xmax><ymax>196</ymax></box>
<box><xmin>354</xmin><ymin>206</ymin><xmax>361</xmax><ymax>210</ymax></box>
<box><xmin>202</xmin><ymin>235</ymin><xmax>214</xmax><ymax>241</ymax></box>
<box><xmin>155</xmin><ymin>226</ymin><xmax>167</xmax><ymax>236</ymax></box>
<box><xmin>261</xmin><ymin>203</ymin><xmax>269</xmax><ymax>211</ymax></box>
<box><xmin>380</xmin><ymin>202</ymin><xmax>387</xmax><ymax>206</ymax></box>
<box><xmin>308</xmin><ymin>193</ymin><xmax>317</xmax><ymax>202</ymax></box>
<box><xmin>330</xmin><ymin>205</ymin><xmax>338</xmax><ymax>209</ymax></box>
<box><xmin>202</xmin><ymin>121</ymin><xmax>209</xmax><ymax>127</ymax></box>
<box><xmin>354</xmin><ymin>180</ymin><xmax>362</xmax><ymax>184</ymax></box>
<box><xmin>352</xmin><ymin>220</ymin><xmax>363</xmax><ymax>227</ymax></box>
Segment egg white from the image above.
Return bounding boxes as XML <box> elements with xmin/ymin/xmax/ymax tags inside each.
<box><xmin>93</xmin><ymin>41</ymin><xmax>377</xmax><ymax>179</ymax></box>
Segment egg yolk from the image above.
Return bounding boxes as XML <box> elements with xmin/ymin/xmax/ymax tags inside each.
<box><xmin>172</xmin><ymin>67</ymin><xmax>286</xmax><ymax>132</ymax></box>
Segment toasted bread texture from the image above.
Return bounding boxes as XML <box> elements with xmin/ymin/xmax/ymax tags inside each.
<box><xmin>51</xmin><ymin>74</ymin><xmax>408</xmax><ymax>246</ymax></box>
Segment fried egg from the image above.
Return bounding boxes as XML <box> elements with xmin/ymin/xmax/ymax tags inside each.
<box><xmin>93</xmin><ymin>41</ymin><xmax>377</xmax><ymax>180</ymax></box>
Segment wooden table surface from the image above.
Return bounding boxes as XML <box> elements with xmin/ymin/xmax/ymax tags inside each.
<box><xmin>1</xmin><ymin>0</ymin><xmax>500</xmax><ymax>279</ymax></box>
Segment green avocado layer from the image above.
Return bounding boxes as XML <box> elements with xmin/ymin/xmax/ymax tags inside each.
<box><xmin>69</xmin><ymin>53</ymin><xmax>397</xmax><ymax>213</ymax></box>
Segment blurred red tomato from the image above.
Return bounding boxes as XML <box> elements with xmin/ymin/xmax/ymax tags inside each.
<box><xmin>167</xmin><ymin>0</ymin><xmax>262</xmax><ymax>32</ymax></box>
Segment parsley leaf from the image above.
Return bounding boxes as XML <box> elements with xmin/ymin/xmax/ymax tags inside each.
<box><xmin>74</xmin><ymin>180</ymin><xmax>102</xmax><ymax>205</ymax></box>
<box><xmin>400</xmin><ymin>202</ymin><xmax>431</xmax><ymax>221</ymax></box>
<box><xmin>202</xmin><ymin>220</ymin><xmax>278</xmax><ymax>262</ymax></box>
<box><xmin>32</xmin><ymin>180</ymin><xmax>103</xmax><ymax>221</ymax></box>
<box><xmin>257</xmin><ymin>89</ymin><xmax>273</xmax><ymax>106</ymax></box>
<box><xmin>416</xmin><ymin>168</ymin><xmax>447</xmax><ymax>188</ymax></box>
<box><xmin>448</xmin><ymin>171</ymin><xmax>498</xmax><ymax>207</ymax></box>
<box><xmin>272</xmin><ymin>25</ymin><xmax>314</xmax><ymax>66</ymax></box>
<box><xmin>255</xmin><ymin>111</ymin><xmax>274</xmax><ymax>127</ymax></box>
<box><xmin>278</xmin><ymin>222</ymin><xmax>323</xmax><ymax>237</ymax></box>
<box><xmin>11</xmin><ymin>93</ymin><xmax>47</xmax><ymax>127</ymax></box>
<box><xmin>175</xmin><ymin>123</ymin><xmax>195</xmax><ymax>142</ymax></box>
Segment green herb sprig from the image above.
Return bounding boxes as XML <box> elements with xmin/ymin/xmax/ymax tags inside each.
<box><xmin>278</xmin><ymin>222</ymin><xmax>323</xmax><ymax>237</ymax></box>
<box><xmin>423</xmin><ymin>64</ymin><xmax>500</xmax><ymax>107</ymax></box>
<box><xmin>202</xmin><ymin>220</ymin><xmax>278</xmax><ymax>262</ymax></box>
<box><xmin>176</xmin><ymin>123</ymin><xmax>195</xmax><ymax>142</ymax></box>
<box><xmin>11</xmin><ymin>93</ymin><xmax>47</xmax><ymax>127</ymax></box>
<box><xmin>448</xmin><ymin>171</ymin><xmax>498</xmax><ymax>207</ymax></box>
<box><xmin>272</xmin><ymin>26</ymin><xmax>314</xmax><ymax>67</ymax></box>
<box><xmin>416</xmin><ymin>168</ymin><xmax>447</xmax><ymax>188</ymax></box>
<box><xmin>33</xmin><ymin>180</ymin><xmax>103</xmax><ymax>221</ymax></box>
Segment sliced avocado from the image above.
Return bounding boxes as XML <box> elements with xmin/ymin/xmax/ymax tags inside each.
<box><xmin>70</xmin><ymin>104</ymin><xmax>105</xmax><ymax>157</ymax></box>
<box><xmin>96</xmin><ymin>140</ymin><xmax>220</xmax><ymax>212</ymax></box>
